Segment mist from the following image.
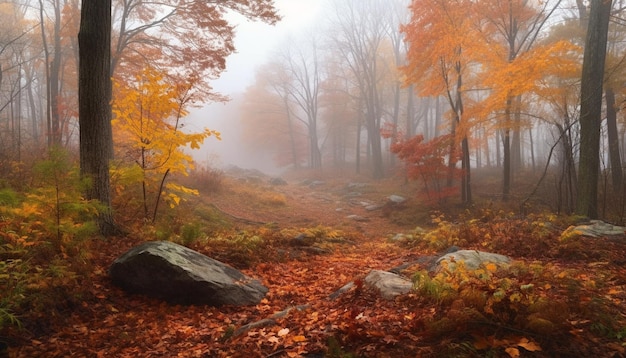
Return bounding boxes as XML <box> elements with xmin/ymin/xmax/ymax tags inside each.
<box><xmin>187</xmin><ymin>95</ymin><xmax>283</xmax><ymax>175</ymax></box>
<box><xmin>187</xmin><ymin>0</ymin><xmax>323</xmax><ymax>175</ymax></box>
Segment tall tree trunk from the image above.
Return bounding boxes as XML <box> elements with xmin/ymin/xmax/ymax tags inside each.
<box><xmin>503</xmin><ymin>96</ymin><xmax>512</xmax><ymax>201</ymax></box>
<box><xmin>368</xmin><ymin>115</ymin><xmax>384</xmax><ymax>178</ymax></box>
<box><xmin>512</xmin><ymin>96</ymin><xmax>523</xmax><ymax>172</ymax></box>
<box><xmin>405</xmin><ymin>85</ymin><xmax>414</xmax><ymax>139</ymax></box>
<box><xmin>576</xmin><ymin>0</ymin><xmax>612</xmax><ymax>218</ymax></box>
<box><xmin>355</xmin><ymin>110</ymin><xmax>362</xmax><ymax>174</ymax></box>
<box><xmin>462</xmin><ymin>136</ymin><xmax>472</xmax><ymax>204</ymax></box>
<box><xmin>389</xmin><ymin>81</ymin><xmax>401</xmax><ymax>167</ymax></box>
<box><xmin>606</xmin><ymin>87</ymin><xmax>622</xmax><ymax>195</ymax></box>
<box><xmin>78</xmin><ymin>0</ymin><xmax>116</xmax><ymax>236</ymax></box>
<box><xmin>25</xmin><ymin>65</ymin><xmax>40</xmax><ymax>145</ymax></box>
<box><xmin>434</xmin><ymin>96</ymin><xmax>441</xmax><ymax>138</ymax></box>
<box><xmin>283</xmin><ymin>99</ymin><xmax>299</xmax><ymax>169</ymax></box>
<box><xmin>39</xmin><ymin>0</ymin><xmax>52</xmax><ymax>148</ymax></box>
<box><xmin>528</xmin><ymin>126</ymin><xmax>535</xmax><ymax>172</ymax></box>
<box><xmin>50</xmin><ymin>0</ymin><xmax>62</xmax><ymax>145</ymax></box>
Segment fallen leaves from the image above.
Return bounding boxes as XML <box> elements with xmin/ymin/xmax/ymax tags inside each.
<box><xmin>6</xmin><ymin>184</ymin><xmax>626</xmax><ymax>358</ymax></box>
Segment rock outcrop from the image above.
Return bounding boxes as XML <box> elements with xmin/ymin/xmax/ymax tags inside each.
<box><xmin>109</xmin><ymin>241</ymin><xmax>268</xmax><ymax>306</ymax></box>
<box><xmin>434</xmin><ymin>249</ymin><xmax>511</xmax><ymax>271</ymax></box>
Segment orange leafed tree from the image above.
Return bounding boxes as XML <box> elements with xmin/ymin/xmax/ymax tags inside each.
<box><xmin>402</xmin><ymin>0</ymin><xmax>480</xmax><ymax>204</ymax></box>
<box><xmin>470</xmin><ymin>0</ymin><xmax>578</xmax><ymax>201</ymax></box>
<box><xmin>111</xmin><ymin>0</ymin><xmax>280</xmax><ymax>102</ymax></box>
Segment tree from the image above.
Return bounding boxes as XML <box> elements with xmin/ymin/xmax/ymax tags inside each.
<box><xmin>111</xmin><ymin>0</ymin><xmax>279</xmax><ymax>100</ymax></box>
<box><xmin>385</xmin><ymin>131</ymin><xmax>459</xmax><ymax>203</ymax></box>
<box><xmin>112</xmin><ymin>67</ymin><xmax>220</xmax><ymax>222</ymax></box>
<box><xmin>402</xmin><ymin>0</ymin><xmax>476</xmax><ymax>204</ymax></box>
<box><xmin>240</xmin><ymin>63</ymin><xmax>308</xmax><ymax>169</ymax></box>
<box><xmin>328</xmin><ymin>0</ymin><xmax>390</xmax><ymax>179</ymax></box>
<box><xmin>576</xmin><ymin>0</ymin><xmax>613</xmax><ymax>218</ymax></box>
<box><xmin>78</xmin><ymin>0</ymin><xmax>115</xmax><ymax>235</ymax></box>
<box><xmin>473</xmin><ymin>0</ymin><xmax>564</xmax><ymax>201</ymax></box>
<box><xmin>77</xmin><ymin>0</ymin><xmax>278</xmax><ymax>235</ymax></box>
<box><xmin>278</xmin><ymin>37</ymin><xmax>323</xmax><ymax>169</ymax></box>
<box><xmin>319</xmin><ymin>60</ymin><xmax>359</xmax><ymax>168</ymax></box>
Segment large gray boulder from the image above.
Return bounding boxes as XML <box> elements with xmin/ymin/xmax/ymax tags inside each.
<box><xmin>109</xmin><ymin>241</ymin><xmax>268</xmax><ymax>306</ymax></box>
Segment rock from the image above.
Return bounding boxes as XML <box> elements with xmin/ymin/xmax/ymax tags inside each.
<box><xmin>364</xmin><ymin>270</ymin><xmax>413</xmax><ymax>300</ymax></box>
<box><xmin>365</xmin><ymin>204</ymin><xmax>383</xmax><ymax>211</ymax></box>
<box><xmin>391</xmin><ymin>233</ymin><xmax>407</xmax><ymax>241</ymax></box>
<box><xmin>567</xmin><ymin>220</ymin><xmax>626</xmax><ymax>238</ymax></box>
<box><xmin>269</xmin><ymin>177</ymin><xmax>287</xmax><ymax>186</ymax></box>
<box><xmin>346</xmin><ymin>182</ymin><xmax>368</xmax><ymax>189</ymax></box>
<box><xmin>109</xmin><ymin>241</ymin><xmax>268</xmax><ymax>306</ymax></box>
<box><xmin>388</xmin><ymin>195</ymin><xmax>406</xmax><ymax>204</ymax></box>
<box><xmin>308</xmin><ymin>180</ymin><xmax>325</xmax><ymax>188</ymax></box>
<box><xmin>291</xmin><ymin>233</ymin><xmax>316</xmax><ymax>246</ymax></box>
<box><xmin>434</xmin><ymin>249</ymin><xmax>511</xmax><ymax>271</ymax></box>
<box><xmin>346</xmin><ymin>214</ymin><xmax>369</xmax><ymax>222</ymax></box>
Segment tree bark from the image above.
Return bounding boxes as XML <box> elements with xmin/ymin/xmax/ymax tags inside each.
<box><xmin>50</xmin><ymin>0</ymin><xmax>62</xmax><ymax>145</ymax></box>
<box><xmin>576</xmin><ymin>0</ymin><xmax>612</xmax><ymax>219</ymax></box>
<box><xmin>606</xmin><ymin>87</ymin><xmax>622</xmax><ymax>195</ymax></box>
<box><xmin>78</xmin><ymin>0</ymin><xmax>116</xmax><ymax>235</ymax></box>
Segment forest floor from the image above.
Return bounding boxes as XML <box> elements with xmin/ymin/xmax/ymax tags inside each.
<box><xmin>5</xmin><ymin>169</ymin><xmax>626</xmax><ymax>357</ymax></box>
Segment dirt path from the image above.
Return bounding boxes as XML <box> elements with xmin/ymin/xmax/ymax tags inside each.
<box><xmin>208</xmin><ymin>175</ymin><xmax>414</xmax><ymax>239</ymax></box>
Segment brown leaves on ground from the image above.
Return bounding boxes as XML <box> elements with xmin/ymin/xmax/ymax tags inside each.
<box><xmin>5</xmin><ymin>176</ymin><xmax>626</xmax><ymax>357</ymax></box>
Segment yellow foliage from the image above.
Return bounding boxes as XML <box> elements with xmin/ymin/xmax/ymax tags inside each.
<box><xmin>112</xmin><ymin>66</ymin><xmax>220</xmax><ymax>217</ymax></box>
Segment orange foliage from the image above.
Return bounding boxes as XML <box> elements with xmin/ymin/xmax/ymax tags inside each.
<box><xmin>111</xmin><ymin>0</ymin><xmax>280</xmax><ymax>103</ymax></box>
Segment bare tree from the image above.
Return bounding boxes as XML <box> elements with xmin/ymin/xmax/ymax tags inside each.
<box><xmin>328</xmin><ymin>0</ymin><xmax>389</xmax><ymax>179</ymax></box>
<box><xmin>278</xmin><ymin>37</ymin><xmax>323</xmax><ymax>169</ymax></box>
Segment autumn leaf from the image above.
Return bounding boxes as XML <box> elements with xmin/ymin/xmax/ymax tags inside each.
<box><xmin>485</xmin><ymin>263</ymin><xmax>498</xmax><ymax>272</ymax></box>
<box><xmin>472</xmin><ymin>334</ymin><xmax>490</xmax><ymax>350</ymax></box>
<box><xmin>505</xmin><ymin>347</ymin><xmax>520</xmax><ymax>357</ymax></box>
<box><xmin>517</xmin><ymin>338</ymin><xmax>542</xmax><ymax>352</ymax></box>
<box><xmin>277</xmin><ymin>328</ymin><xmax>289</xmax><ymax>337</ymax></box>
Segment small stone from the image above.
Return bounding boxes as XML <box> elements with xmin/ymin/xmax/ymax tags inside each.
<box><xmin>388</xmin><ymin>195</ymin><xmax>406</xmax><ymax>204</ymax></box>
<box><xmin>364</xmin><ymin>270</ymin><xmax>413</xmax><ymax>300</ymax></box>
<box><xmin>346</xmin><ymin>214</ymin><xmax>369</xmax><ymax>222</ymax></box>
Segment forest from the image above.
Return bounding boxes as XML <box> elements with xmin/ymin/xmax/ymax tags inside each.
<box><xmin>2</xmin><ymin>0</ymin><xmax>626</xmax><ymax>357</ymax></box>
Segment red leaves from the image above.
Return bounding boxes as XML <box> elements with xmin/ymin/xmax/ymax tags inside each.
<box><xmin>388</xmin><ymin>133</ymin><xmax>461</xmax><ymax>203</ymax></box>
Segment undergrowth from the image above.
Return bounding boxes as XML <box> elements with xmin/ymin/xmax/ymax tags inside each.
<box><xmin>177</xmin><ymin>225</ymin><xmax>356</xmax><ymax>268</ymax></box>
<box><xmin>0</xmin><ymin>149</ymin><xmax>100</xmax><ymax>344</ymax></box>
<box><xmin>385</xmin><ymin>209</ymin><xmax>626</xmax><ymax>356</ymax></box>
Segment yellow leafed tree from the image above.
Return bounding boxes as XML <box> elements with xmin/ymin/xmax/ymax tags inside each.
<box><xmin>112</xmin><ymin>67</ymin><xmax>220</xmax><ymax>222</ymax></box>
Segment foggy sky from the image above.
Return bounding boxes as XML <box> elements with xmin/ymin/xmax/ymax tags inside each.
<box><xmin>187</xmin><ymin>0</ymin><xmax>323</xmax><ymax>174</ymax></box>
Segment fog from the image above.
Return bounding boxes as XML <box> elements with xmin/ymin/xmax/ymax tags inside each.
<box><xmin>188</xmin><ymin>0</ymin><xmax>323</xmax><ymax>175</ymax></box>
